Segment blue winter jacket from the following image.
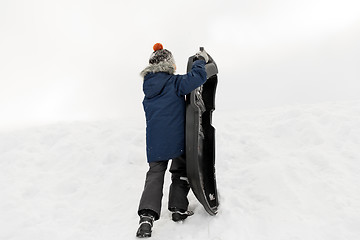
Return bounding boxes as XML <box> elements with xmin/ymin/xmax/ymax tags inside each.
<box><xmin>141</xmin><ymin>60</ymin><xmax>207</xmax><ymax>162</ymax></box>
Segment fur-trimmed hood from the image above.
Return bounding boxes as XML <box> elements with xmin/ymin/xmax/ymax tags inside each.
<box><xmin>140</xmin><ymin>61</ymin><xmax>176</xmax><ymax>78</ymax></box>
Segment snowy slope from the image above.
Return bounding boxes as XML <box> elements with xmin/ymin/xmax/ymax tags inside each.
<box><xmin>1</xmin><ymin>101</ymin><xmax>360</xmax><ymax>240</ymax></box>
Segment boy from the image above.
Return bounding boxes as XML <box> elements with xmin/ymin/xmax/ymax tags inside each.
<box><xmin>137</xmin><ymin>43</ymin><xmax>209</xmax><ymax>238</ymax></box>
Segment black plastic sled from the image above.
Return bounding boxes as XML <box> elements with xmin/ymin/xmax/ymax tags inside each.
<box><xmin>185</xmin><ymin>48</ymin><xmax>219</xmax><ymax>215</ymax></box>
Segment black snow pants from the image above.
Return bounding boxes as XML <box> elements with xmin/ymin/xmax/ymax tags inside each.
<box><xmin>138</xmin><ymin>155</ymin><xmax>190</xmax><ymax>220</ymax></box>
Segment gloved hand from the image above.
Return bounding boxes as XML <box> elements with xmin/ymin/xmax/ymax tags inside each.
<box><xmin>195</xmin><ymin>50</ymin><xmax>209</xmax><ymax>63</ymax></box>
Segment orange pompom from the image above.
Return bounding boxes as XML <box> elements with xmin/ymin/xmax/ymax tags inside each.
<box><xmin>153</xmin><ymin>43</ymin><xmax>163</xmax><ymax>51</ymax></box>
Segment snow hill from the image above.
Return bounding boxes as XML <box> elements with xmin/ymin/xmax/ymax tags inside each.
<box><xmin>1</xmin><ymin>101</ymin><xmax>360</xmax><ymax>240</ymax></box>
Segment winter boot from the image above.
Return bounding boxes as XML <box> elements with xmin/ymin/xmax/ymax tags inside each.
<box><xmin>136</xmin><ymin>214</ymin><xmax>155</xmax><ymax>238</ymax></box>
<box><xmin>170</xmin><ymin>208</ymin><xmax>194</xmax><ymax>222</ymax></box>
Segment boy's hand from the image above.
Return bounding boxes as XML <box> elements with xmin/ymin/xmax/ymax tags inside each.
<box><xmin>195</xmin><ymin>50</ymin><xmax>209</xmax><ymax>63</ymax></box>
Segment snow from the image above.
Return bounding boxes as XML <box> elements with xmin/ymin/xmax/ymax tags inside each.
<box><xmin>1</xmin><ymin>101</ymin><xmax>360</xmax><ymax>240</ymax></box>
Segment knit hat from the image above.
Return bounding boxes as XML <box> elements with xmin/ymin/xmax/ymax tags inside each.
<box><xmin>149</xmin><ymin>43</ymin><xmax>175</xmax><ymax>65</ymax></box>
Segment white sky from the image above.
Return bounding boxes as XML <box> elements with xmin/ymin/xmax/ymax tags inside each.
<box><xmin>1</xmin><ymin>0</ymin><xmax>360</xmax><ymax>129</ymax></box>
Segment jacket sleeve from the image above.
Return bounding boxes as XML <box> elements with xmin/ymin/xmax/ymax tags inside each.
<box><xmin>174</xmin><ymin>60</ymin><xmax>207</xmax><ymax>96</ymax></box>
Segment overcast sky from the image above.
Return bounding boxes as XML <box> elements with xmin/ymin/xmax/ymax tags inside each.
<box><xmin>1</xmin><ymin>0</ymin><xmax>360</xmax><ymax>129</ymax></box>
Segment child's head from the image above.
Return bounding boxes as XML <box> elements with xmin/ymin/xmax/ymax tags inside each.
<box><xmin>149</xmin><ymin>43</ymin><xmax>176</xmax><ymax>69</ymax></box>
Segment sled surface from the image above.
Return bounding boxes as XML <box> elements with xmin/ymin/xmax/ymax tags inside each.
<box><xmin>185</xmin><ymin>49</ymin><xmax>219</xmax><ymax>215</ymax></box>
